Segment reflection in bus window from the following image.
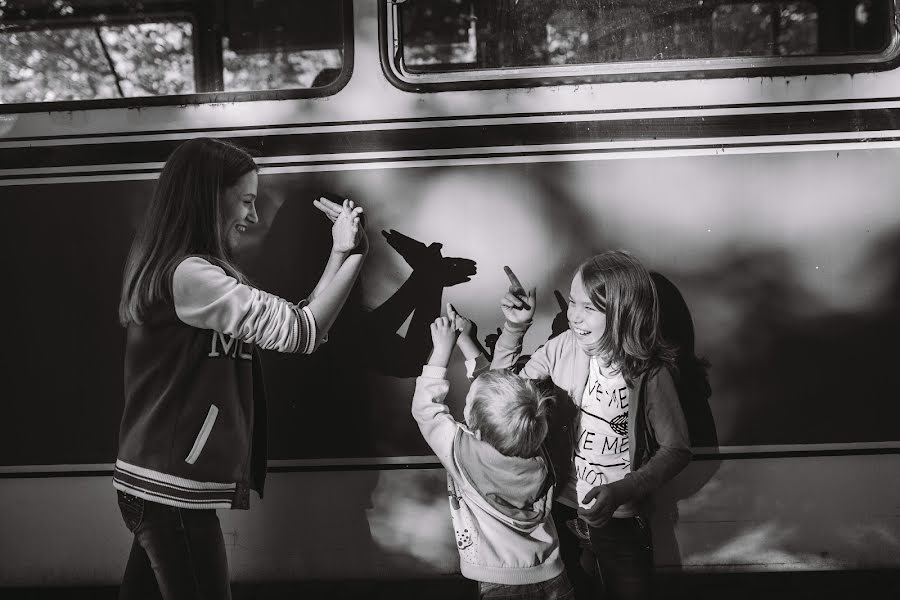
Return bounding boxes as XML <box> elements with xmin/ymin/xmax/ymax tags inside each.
<box><xmin>399</xmin><ymin>0</ymin><xmax>894</xmax><ymax>72</ymax></box>
<box><xmin>0</xmin><ymin>21</ymin><xmax>195</xmax><ymax>103</ymax></box>
<box><xmin>222</xmin><ymin>37</ymin><xmax>341</xmax><ymax>93</ymax></box>
<box><xmin>0</xmin><ymin>0</ymin><xmax>345</xmax><ymax>105</ymax></box>
<box><xmin>221</xmin><ymin>0</ymin><xmax>342</xmax><ymax>92</ymax></box>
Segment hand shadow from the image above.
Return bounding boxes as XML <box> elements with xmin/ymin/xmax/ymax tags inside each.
<box><xmin>550</xmin><ymin>289</ymin><xmax>569</xmax><ymax>339</ymax></box>
<box><xmin>483</xmin><ymin>327</ymin><xmax>502</xmax><ymax>361</ymax></box>
<box><xmin>382</xmin><ymin>229</ymin><xmax>476</xmax><ymax>287</ymax></box>
<box><xmin>331</xmin><ymin>230</ymin><xmax>478</xmax><ymax>378</ymax></box>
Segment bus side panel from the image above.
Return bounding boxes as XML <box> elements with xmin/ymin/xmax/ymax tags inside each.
<box><xmin>2</xmin><ymin>454</ymin><xmax>899</xmax><ymax>585</ymax></box>
<box><xmin>8</xmin><ymin>145</ymin><xmax>898</xmax><ymax>466</ymax></box>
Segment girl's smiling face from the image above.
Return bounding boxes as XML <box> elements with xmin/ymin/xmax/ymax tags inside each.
<box><xmin>568</xmin><ymin>270</ymin><xmax>607</xmax><ymax>351</ymax></box>
<box><xmin>221</xmin><ymin>170</ymin><xmax>259</xmax><ymax>254</ymax></box>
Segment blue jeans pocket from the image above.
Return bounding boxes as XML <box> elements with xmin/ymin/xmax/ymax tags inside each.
<box><xmin>117</xmin><ymin>490</ymin><xmax>145</xmax><ymax>533</ymax></box>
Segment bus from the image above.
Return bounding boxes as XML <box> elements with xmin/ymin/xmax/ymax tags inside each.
<box><xmin>1</xmin><ymin>0</ymin><xmax>899</xmax><ymax>587</ymax></box>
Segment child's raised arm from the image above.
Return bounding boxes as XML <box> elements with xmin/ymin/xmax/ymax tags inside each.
<box><xmin>500</xmin><ymin>266</ymin><xmax>536</xmax><ymax>326</ymax></box>
<box><xmin>491</xmin><ymin>267</ymin><xmax>554</xmax><ymax>381</ymax></box>
<box><xmin>447</xmin><ymin>302</ymin><xmax>489</xmax><ymax>380</ymax></box>
<box><xmin>427</xmin><ymin>316</ymin><xmax>459</xmax><ymax>369</ymax></box>
<box><xmin>412</xmin><ymin>316</ymin><xmax>463</xmax><ymax>471</ymax></box>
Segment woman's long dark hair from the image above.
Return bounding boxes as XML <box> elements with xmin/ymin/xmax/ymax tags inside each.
<box><xmin>578</xmin><ymin>250</ymin><xmax>678</xmax><ymax>385</ymax></box>
<box><xmin>118</xmin><ymin>138</ymin><xmax>257</xmax><ymax>325</ymax></box>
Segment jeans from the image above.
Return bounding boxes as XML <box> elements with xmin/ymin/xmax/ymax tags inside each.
<box><xmin>117</xmin><ymin>491</ymin><xmax>232</xmax><ymax>600</ymax></box>
<box><xmin>588</xmin><ymin>515</ymin><xmax>653</xmax><ymax>600</ymax></box>
<box><xmin>552</xmin><ymin>504</ymin><xmax>653</xmax><ymax>600</ymax></box>
<box><xmin>479</xmin><ymin>571</ymin><xmax>576</xmax><ymax>599</ymax></box>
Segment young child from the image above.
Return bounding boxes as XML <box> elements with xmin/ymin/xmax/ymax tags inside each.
<box><xmin>411</xmin><ymin>309</ymin><xmax>574</xmax><ymax>600</ymax></box>
<box><xmin>495</xmin><ymin>252</ymin><xmax>691</xmax><ymax>600</ymax></box>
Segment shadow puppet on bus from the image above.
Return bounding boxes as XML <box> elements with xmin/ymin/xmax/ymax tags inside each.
<box><xmin>245</xmin><ymin>191</ymin><xmax>477</xmax><ymax>460</ymax></box>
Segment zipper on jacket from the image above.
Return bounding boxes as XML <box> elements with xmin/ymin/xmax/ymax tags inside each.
<box><xmin>185</xmin><ymin>405</ymin><xmax>219</xmax><ymax>464</ymax></box>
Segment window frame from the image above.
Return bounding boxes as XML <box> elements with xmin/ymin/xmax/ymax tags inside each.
<box><xmin>0</xmin><ymin>0</ymin><xmax>354</xmax><ymax>114</ymax></box>
<box><xmin>380</xmin><ymin>0</ymin><xmax>900</xmax><ymax>92</ymax></box>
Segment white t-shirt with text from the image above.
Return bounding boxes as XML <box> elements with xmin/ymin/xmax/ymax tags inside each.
<box><xmin>563</xmin><ymin>356</ymin><xmax>637</xmax><ymax>517</ymax></box>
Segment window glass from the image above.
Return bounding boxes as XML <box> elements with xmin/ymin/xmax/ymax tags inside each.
<box><xmin>223</xmin><ymin>41</ymin><xmax>342</xmax><ymax>92</ymax></box>
<box><xmin>0</xmin><ymin>0</ymin><xmax>346</xmax><ymax>105</ymax></box>
<box><xmin>221</xmin><ymin>0</ymin><xmax>343</xmax><ymax>92</ymax></box>
<box><xmin>399</xmin><ymin>0</ymin><xmax>895</xmax><ymax>72</ymax></box>
<box><xmin>1</xmin><ymin>19</ymin><xmax>194</xmax><ymax>103</ymax></box>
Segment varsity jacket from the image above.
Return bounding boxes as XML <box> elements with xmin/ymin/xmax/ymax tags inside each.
<box><xmin>113</xmin><ymin>257</ymin><xmax>317</xmax><ymax>510</ymax></box>
<box><xmin>412</xmin><ymin>366</ymin><xmax>564</xmax><ymax>585</ymax></box>
<box><xmin>492</xmin><ymin>321</ymin><xmax>691</xmax><ymax>510</ymax></box>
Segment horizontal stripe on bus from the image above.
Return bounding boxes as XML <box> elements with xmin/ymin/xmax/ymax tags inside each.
<box><xmin>4</xmin><ymin>127</ymin><xmax>898</xmax><ymax>179</ymax></box>
<box><xmin>3</xmin><ymin>97</ymin><xmax>900</xmax><ymax>147</ymax></box>
<box><xmin>2</xmin><ymin>106</ymin><xmax>900</xmax><ymax>171</ymax></box>
<box><xmin>1</xmin><ymin>443</ymin><xmax>898</xmax><ymax>477</ymax></box>
<box><xmin>2</xmin><ymin>136</ymin><xmax>899</xmax><ymax>186</ymax></box>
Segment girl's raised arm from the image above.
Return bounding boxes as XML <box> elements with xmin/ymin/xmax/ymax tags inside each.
<box><xmin>490</xmin><ymin>268</ymin><xmax>554</xmax><ymax>381</ymax></box>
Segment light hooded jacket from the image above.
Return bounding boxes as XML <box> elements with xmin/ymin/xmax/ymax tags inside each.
<box><xmin>412</xmin><ymin>365</ymin><xmax>564</xmax><ymax>585</ymax></box>
<box><xmin>492</xmin><ymin>321</ymin><xmax>691</xmax><ymax>511</ymax></box>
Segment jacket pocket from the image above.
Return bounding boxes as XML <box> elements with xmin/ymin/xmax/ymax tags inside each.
<box><xmin>185</xmin><ymin>404</ymin><xmax>219</xmax><ymax>464</ymax></box>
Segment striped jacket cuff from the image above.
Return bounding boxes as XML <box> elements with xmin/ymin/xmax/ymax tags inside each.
<box><xmin>289</xmin><ymin>303</ymin><xmax>317</xmax><ymax>354</ymax></box>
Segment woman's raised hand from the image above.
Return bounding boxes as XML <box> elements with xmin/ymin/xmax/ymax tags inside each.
<box><xmin>500</xmin><ymin>266</ymin><xmax>536</xmax><ymax>325</ymax></box>
<box><xmin>312</xmin><ymin>196</ymin><xmax>343</xmax><ymax>223</ymax></box>
<box><xmin>354</xmin><ymin>224</ymin><xmax>369</xmax><ymax>256</ymax></box>
<box><xmin>330</xmin><ymin>198</ymin><xmax>365</xmax><ymax>254</ymax></box>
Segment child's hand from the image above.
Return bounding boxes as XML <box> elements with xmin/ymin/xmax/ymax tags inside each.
<box><xmin>446</xmin><ymin>303</ymin><xmax>475</xmax><ymax>339</ymax></box>
<box><xmin>577</xmin><ymin>485</ymin><xmax>622</xmax><ymax>528</ymax></box>
<box><xmin>447</xmin><ymin>303</ymin><xmax>483</xmax><ymax>361</ymax></box>
<box><xmin>500</xmin><ymin>266</ymin><xmax>536</xmax><ymax>325</ymax></box>
<box><xmin>428</xmin><ymin>316</ymin><xmax>458</xmax><ymax>368</ymax></box>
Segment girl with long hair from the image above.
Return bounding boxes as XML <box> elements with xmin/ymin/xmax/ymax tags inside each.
<box><xmin>493</xmin><ymin>251</ymin><xmax>691</xmax><ymax>600</ymax></box>
<box><xmin>114</xmin><ymin>137</ymin><xmax>367</xmax><ymax>598</ymax></box>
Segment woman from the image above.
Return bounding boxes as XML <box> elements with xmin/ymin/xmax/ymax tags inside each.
<box><xmin>113</xmin><ymin>137</ymin><xmax>367</xmax><ymax>598</ymax></box>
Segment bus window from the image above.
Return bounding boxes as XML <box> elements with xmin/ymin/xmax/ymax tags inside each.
<box><xmin>388</xmin><ymin>0</ymin><xmax>897</xmax><ymax>84</ymax></box>
<box><xmin>0</xmin><ymin>0</ymin><xmax>348</xmax><ymax>108</ymax></box>
<box><xmin>0</xmin><ymin>16</ymin><xmax>195</xmax><ymax>103</ymax></box>
<box><xmin>222</xmin><ymin>0</ymin><xmax>343</xmax><ymax>93</ymax></box>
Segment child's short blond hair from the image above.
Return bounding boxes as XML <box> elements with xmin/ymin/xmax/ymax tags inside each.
<box><xmin>466</xmin><ymin>370</ymin><xmax>552</xmax><ymax>458</ymax></box>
